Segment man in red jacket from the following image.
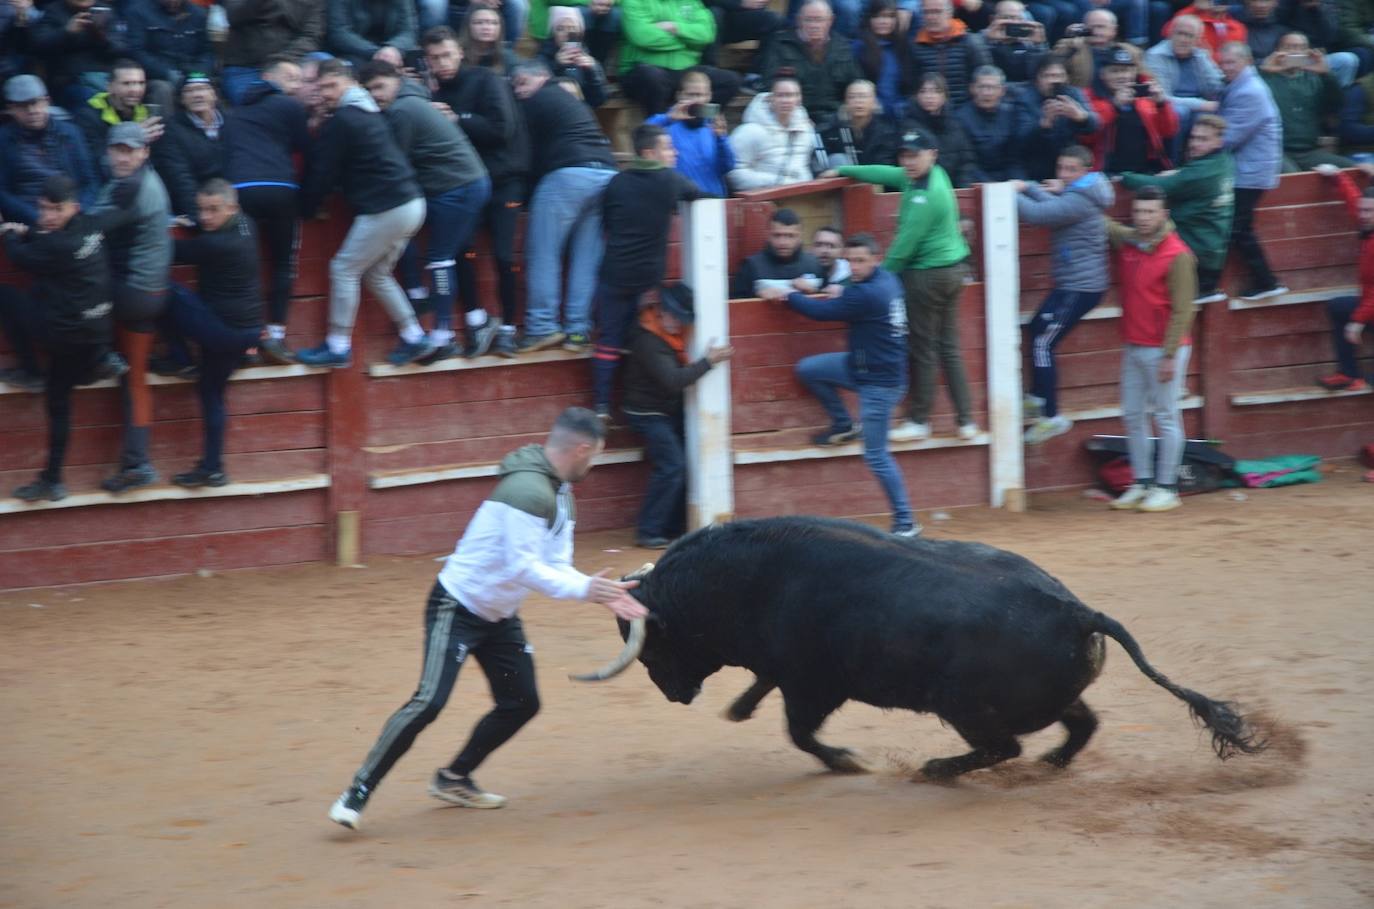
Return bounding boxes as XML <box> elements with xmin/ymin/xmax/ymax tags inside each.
<box><xmin>1105</xmin><ymin>185</ymin><xmax>1198</xmax><ymax>513</ymax></box>
<box><xmin>1313</xmin><ymin>164</ymin><xmax>1374</xmax><ymax>396</ymax></box>
<box><xmin>1085</xmin><ymin>45</ymin><xmax>1178</xmax><ymax>175</ymax></box>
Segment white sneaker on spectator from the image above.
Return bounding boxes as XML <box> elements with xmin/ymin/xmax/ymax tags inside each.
<box><xmin>1109</xmin><ymin>484</ymin><xmax>1150</xmax><ymax>510</ymax></box>
<box><xmin>1023</xmin><ymin>415</ymin><xmax>1072</xmax><ymax>444</ymax></box>
<box><xmin>1023</xmin><ymin>394</ymin><xmax>1045</xmax><ymax>421</ymax></box>
<box><xmin>1137</xmin><ymin>487</ymin><xmax>1181</xmax><ymax>512</ymax></box>
<box><xmin>889</xmin><ymin>420</ymin><xmax>930</xmax><ymax>442</ymax></box>
<box><xmin>1239</xmin><ymin>284</ymin><xmax>1289</xmax><ymax>302</ymax></box>
<box><xmin>957</xmin><ymin>422</ymin><xmax>980</xmax><ymax>440</ymax></box>
<box><xmin>1194</xmin><ymin>291</ymin><xmax>1228</xmax><ymax>305</ymax></box>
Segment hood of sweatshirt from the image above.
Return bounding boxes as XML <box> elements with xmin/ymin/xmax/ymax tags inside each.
<box><xmin>498</xmin><ymin>444</ymin><xmax>562</xmax><ymax>485</ymax></box>
<box><xmin>341</xmin><ymin>85</ymin><xmax>380</xmax><ymax>113</ymax></box>
<box><xmin>742</xmin><ymin>92</ymin><xmax>812</xmax><ymax>132</ymax></box>
<box><xmin>395</xmin><ymin>80</ymin><xmax>431</xmax><ymax>105</ymax></box>
<box><xmin>1069</xmin><ymin>171</ymin><xmax>1115</xmax><ymax>211</ymax></box>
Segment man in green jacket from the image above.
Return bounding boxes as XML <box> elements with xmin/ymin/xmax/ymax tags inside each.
<box><xmin>617</xmin><ymin>0</ymin><xmax>740</xmax><ymax>115</ymax></box>
<box><xmin>1119</xmin><ymin>112</ymin><xmax>1236</xmax><ymax>303</ymax></box>
<box><xmin>1259</xmin><ymin>33</ymin><xmax>1352</xmax><ymax>171</ymax></box>
<box><xmin>833</xmin><ymin>128</ymin><xmax>976</xmax><ymax>442</ymax></box>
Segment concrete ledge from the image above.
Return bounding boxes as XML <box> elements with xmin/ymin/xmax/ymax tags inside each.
<box><xmin>367</xmin><ymin>348</ymin><xmax>589</xmax><ymax>378</ymax></box>
<box><xmin>0</xmin><ymin>363</ymin><xmax>328</xmax><ymax>396</ymax></box>
<box><xmin>369</xmin><ymin>448</ymin><xmax>644</xmax><ymax>489</ymax></box>
<box><xmin>1059</xmin><ymin>395</ymin><xmax>1204</xmax><ymax>423</ymax></box>
<box><xmin>1231</xmin><ymin>385</ymin><xmax>1372</xmax><ymax>406</ymax></box>
<box><xmin>1228</xmin><ymin>285</ymin><xmax>1358</xmax><ymax>311</ymax></box>
<box><xmin>0</xmin><ymin>473</ymin><xmax>331</xmax><ymax>514</ymax></box>
<box><xmin>1019</xmin><ymin>305</ymin><xmax>1122</xmax><ymax>326</ymax></box>
<box><xmin>733</xmin><ymin>432</ymin><xmax>990</xmax><ymax>466</ymax></box>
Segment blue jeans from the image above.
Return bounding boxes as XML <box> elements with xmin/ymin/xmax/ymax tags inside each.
<box><xmin>626</xmin><ymin>412</ymin><xmax>687</xmax><ymax>539</ymax></box>
<box><xmin>524</xmin><ymin>166</ymin><xmax>616</xmax><ymax>337</ymax></box>
<box><xmin>399</xmin><ymin>177</ymin><xmax>492</xmax><ymax>331</ymax></box>
<box><xmin>221</xmin><ymin>67</ymin><xmax>262</xmax><ymax>106</ymax></box>
<box><xmin>166</xmin><ymin>285</ymin><xmax>261</xmax><ymax>472</ymax></box>
<box><xmin>1328</xmin><ymin>295</ymin><xmax>1368</xmax><ymax>378</ymax></box>
<box><xmin>1027</xmin><ymin>288</ymin><xmax>1103</xmax><ymax>418</ymax></box>
<box><xmin>796</xmin><ymin>352</ymin><xmax>913</xmax><ymax>529</ymax></box>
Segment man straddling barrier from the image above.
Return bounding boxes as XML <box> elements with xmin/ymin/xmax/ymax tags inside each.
<box><xmin>1313</xmin><ymin>163</ymin><xmax>1374</xmax><ymax>395</ymax></box>
<box><xmin>759</xmin><ymin>233</ymin><xmax>920</xmax><ymax>537</ymax></box>
<box><xmin>1105</xmin><ymin>185</ymin><xmax>1198</xmax><ymax>513</ymax></box>
<box><xmin>328</xmin><ymin>407</ymin><xmax>647</xmax><ymax>831</ymax></box>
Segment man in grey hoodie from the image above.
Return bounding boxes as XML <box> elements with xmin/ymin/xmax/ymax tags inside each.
<box><xmin>360</xmin><ymin>61</ymin><xmax>494</xmax><ymax>364</ymax></box>
<box><xmin>328</xmin><ymin>407</ymin><xmax>646</xmax><ymax>832</ymax></box>
<box><xmin>1013</xmin><ymin>144</ymin><xmax>1114</xmax><ymax>444</ymax></box>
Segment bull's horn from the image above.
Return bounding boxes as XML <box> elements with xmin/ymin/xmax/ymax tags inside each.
<box><xmin>569</xmin><ymin>616</ymin><xmax>646</xmax><ymax>682</ymax></box>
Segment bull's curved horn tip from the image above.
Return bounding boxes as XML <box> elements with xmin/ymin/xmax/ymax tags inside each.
<box><xmin>569</xmin><ymin>616</ymin><xmax>647</xmax><ymax>683</ymax></box>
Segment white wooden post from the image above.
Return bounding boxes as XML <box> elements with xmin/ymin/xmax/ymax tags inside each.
<box><xmin>681</xmin><ymin>198</ymin><xmax>735</xmax><ymax>527</ymax></box>
<box><xmin>981</xmin><ymin>182</ymin><xmax>1026</xmax><ymax>511</ymax></box>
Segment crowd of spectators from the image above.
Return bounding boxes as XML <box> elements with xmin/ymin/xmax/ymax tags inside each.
<box><xmin>1</xmin><ymin>0</ymin><xmax>1371</xmax><ymax>509</ymax></box>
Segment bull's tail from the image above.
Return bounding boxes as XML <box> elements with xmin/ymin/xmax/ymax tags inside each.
<box><xmin>1091</xmin><ymin>612</ymin><xmax>1268</xmax><ymax>760</ymax></box>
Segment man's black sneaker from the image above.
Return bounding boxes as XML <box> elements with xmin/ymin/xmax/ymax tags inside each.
<box><xmin>329</xmin><ymin>783</ymin><xmax>371</xmax><ymax>830</ymax></box>
<box><xmin>0</xmin><ymin>368</ymin><xmax>44</xmax><ymax>391</ymax></box>
<box><xmin>416</xmin><ymin>341</ymin><xmax>460</xmax><ymax>366</ymax></box>
<box><xmin>562</xmin><ymin>332</ymin><xmax>591</xmax><ymax>354</ymax></box>
<box><xmin>813</xmin><ymin>424</ymin><xmax>861</xmax><ymax>446</ymax></box>
<box><xmin>516</xmin><ymin>331</ymin><xmax>566</xmax><ymax>353</ymax></box>
<box><xmin>149</xmin><ymin>357</ymin><xmax>197</xmax><ymax>379</ymax></box>
<box><xmin>636</xmin><ymin>535</ymin><xmax>671</xmax><ymax>550</ymax></box>
<box><xmin>428</xmin><ymin>769</ymin><xmax>506</xmax><ymax>808</ymax></box>
<box><xmin>13</xmin><ymin>476</ymin><xmax>67</xmax><ymax>502</ymax></box>
<box><xmin>493</xmin><ymin>330</ymin><xmax>518</xmax><ymax>358</ymax></box>
<box><xmin>101</xmin><ymin>464</ymin><xmax>159</xmax><ymax>493</ymax></box>
<box><xmin>174</xmin><ymin>466</ymin><xmax>228</xmax><ymax>488</ymax></box>
<box><xmin>258</xmin><ymin>337</ymin><xmax>296</xmax><ymax>365</ymax></box>
<box><xmin>387</xmin><ymin>337</ymin><xmax>438</xmax><ymax>366</ymax></box>
<box><xmin>92</xmin><ymin>352</ymin><xmax>129</xmax><ymax>382</ymax></box>
<box><xmin>465</xmin><ymin>315</ymin><xmax>502</xmax><ymax>358</ymax></box>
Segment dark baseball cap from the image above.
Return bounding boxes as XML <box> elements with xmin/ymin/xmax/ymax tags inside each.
<box><xmin>898</xmin><ymin>128</ymin><xmax>936</xmax><ymax>152</ymax></box>
<box><xmin>5</xmin><ymin>74</ymin><xmax>46</xmax><ymax>104</ymax></box>
<box><xmin>659</xmin><ymin>284</ymin><xmax>695</xmax><ymax>324</ymax></box>
<box><xmin>1105</xmin><ymin>45</ymin><xmax>1135</xmax><ymax>67</ymax></box>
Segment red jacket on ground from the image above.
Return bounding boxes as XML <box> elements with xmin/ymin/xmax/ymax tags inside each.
<box><xmin>1164</xmin><ymin>7</ymin><xmax>1248</xmax><ymax>62</ymax></box>
<box><xmin>1332</xmin><ymin>170</ymin><xmax>1374</xmax><ymax>324</ymax></box>
<box><xmin>1085</xmin><ymin>88</ymin><xmax>1179</xmax><ymax>173</ymax></box>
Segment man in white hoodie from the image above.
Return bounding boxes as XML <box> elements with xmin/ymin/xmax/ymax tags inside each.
<box><xmin>727</xmin><ymin>76</ymin><xmax>818</xmax><ymax>191</ymax></box>
<box><xmin>328</xmin><ymin>407</ymin><xmax>647</xmax><ymax>831</ymax></box>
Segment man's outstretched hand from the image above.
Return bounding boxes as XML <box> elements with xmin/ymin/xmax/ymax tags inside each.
<box><xmin>587</xmin><ymin>569</ymin><xmax>647</xmax><ymax>620</ymax></box>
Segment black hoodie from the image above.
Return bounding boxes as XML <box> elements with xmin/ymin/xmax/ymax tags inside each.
<box><xmin>3</xmin><ymin>214</ymin><xmax>113</xmax><ymax>345</ymax></box>
<box><xmin>433</xmin><ymin>65</ymin><xmax>529</xmax><ymax>185</ymax></box>
<box><xmin>300</xmin><ymin>86</ymin><xmax>420</xmax><ymax>217</ymax></box>
<box><xmin>731</xmin><ymin>246</ymin><xmax>822</xmax><ymax>298</ymax></box>
<box><xmin>224</xmin><ymin>79</ymin><xmax>311</xmax><ymax>188</ymax></box>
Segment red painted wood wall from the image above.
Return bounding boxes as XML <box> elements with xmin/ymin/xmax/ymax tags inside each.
<box><xmin>1</xmin><ymin>175</ymin><xmax>1370</xmax><ymax>588</ymax></box>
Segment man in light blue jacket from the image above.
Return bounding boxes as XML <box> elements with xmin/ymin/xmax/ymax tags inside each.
<box><xmin>1218</xmin><ymin>40</ymin><xmax>1287</xmax><ymax>301</ymax></box>
<box><xmin>1013</xmin><ymin>144</ymin><xmax>1114</xmax><ymax>444</ymax></box>
<box><xmin>1143</xmin><ymin>16</ymin><xmax>1223</xmax><ymax>160</ymax></box>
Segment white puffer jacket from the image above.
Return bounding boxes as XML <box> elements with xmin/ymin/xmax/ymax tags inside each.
<box><xmin>727</xmin><ymin>92</ymin><xmax>817</xmax><ymax>192</ymax></box>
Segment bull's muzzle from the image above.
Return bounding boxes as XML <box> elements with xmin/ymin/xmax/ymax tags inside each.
<box><xmin>569</xmin><ymin>616</ymin><xmax>646</xmax><ymax>682</ymax></box>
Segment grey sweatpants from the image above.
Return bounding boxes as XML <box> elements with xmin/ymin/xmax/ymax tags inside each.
<box><xmin>328</xmin><ymin>196</ymin><xmax>427</xmax><ymax>336</ymax></box>
<box><xmin>1121</xmin><ymin>343</ymin><xmax>1191</xmax><ymax>487</ymax></box>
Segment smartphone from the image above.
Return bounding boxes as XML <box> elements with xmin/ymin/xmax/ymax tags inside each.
<box><xmin>1053</xmin><ymin>84</ymin><xmax>1072</xmax><ymax>98</ymax></box>
<box><xmin>700</xmin><ymin>102</ymin><xmax>720</xmax><ymax>120</ymax></box>
<box><xmin>145</xmin><ymin>103</ymin><xmax>163</xmax><ymax>119</ymax></box>
<box><xmin>1285</xmin><ymin>53</ymin><xmax>1311</xmax><ymax>65</ymax></box>
<box><xmin>1133</xmin><ymin>82</ymin><xmax>1152</xmax><ymax>98</ymax></box>
<box><xmin>1064</xmin><ymin>23</ymin><xmax>1087</xmax><ymax>37</ymax></box>
<box><xmin>89</xmin><ymin>5</ymin><xmax>111</xmax><ymax>26</ymax></box>
<box><xmin>1005</xmin><ymin>22</ymin><xmax>1032</xmax><ymax>37</ymax></box>
<box><xmin>565</xmin><ymin>41</ymin><xmax>582</xmax><ymax>53</ymax></box>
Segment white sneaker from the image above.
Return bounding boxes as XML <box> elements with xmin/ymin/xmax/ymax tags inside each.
<box><xmin>1023</xmin><ymin>394</ymin><xmax>1045</xmax><ymax>421</ymax></box>
<box><xmin>429</xmin><ymin>769</ymin><xmax>507</xmax><ymax>809</ymax></box>
<box><xmin>1023</xmin><ymin>415</ymin><xmax>1072</xmax><ymax>445</ymax></box>
<box><xmin>1194</xmin><ymin>291</ymin><xmax>1228</xmax><ymax>305</ymax></box>
<box><xmin>1137</xmin><ymin>487</ymin><xmax>1182</xmax><ymax>512</ymax></box>
<box><xmin>1239</xmin><ymin>284</ymin><xmax>1289</xmax><ymax>302</ymax></box>
<box><xmin>329</xmin><ymin>785</ymin><xmax>370</xmax><ymax>830</ymax></box>
<box><xmin>1109</xmin><ymin>484</ymin><xmax>1150</xmax><ymax>510</ymax></box>
<box><xmin>889</xmin><ymin>420</ymin><xmax>930</xmax><ymax>442</ymax></box>
<box><xmin>957</xmin><ymin>422</ymin><xmax>980</xmax><ymax>440</ymax></box>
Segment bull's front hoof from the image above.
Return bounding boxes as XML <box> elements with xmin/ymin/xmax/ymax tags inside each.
<box><xmin>1037</xmin><ymin>749</ymin><xmax>1073</xmax><ymax>769</ymax></box>
<box><xmin>825</xmin><ymin>749</ymin><xmax>872</xmax><ymax>774</ymax></box>
<box><xmin>918</xmin><ymin>757</ymin><xmax>962</xmax><ymax>781</ymax></box>
<box><xmin>722</xmin><ymin>704</ymin><xmax>754</xmax><ymax>723</ymax></box>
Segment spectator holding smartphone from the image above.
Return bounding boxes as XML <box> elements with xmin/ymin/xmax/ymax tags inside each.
<box><xmin>1014</xmin><ymin>55</ymin><xmax>1099</xmax><ymax>180</ymax></box>
<box><xmin>1084</xmin><ymin>45</ymin><xmax>1178</xmax><ymax>174</ymax></box>
<box><xmin>77</xmin><ymin>60</ymin><xmax>165</xmax><ymax>178</ymax></box>
<box><xmin>29</xmin><ymin>0</ymin><xmax>125</xmax><ymax>108</ymax></box>
<box><xmin>539</xmin><ymin>7</ymin><xmax>609</xmax><ymax>107</ymax></box>
<box><xmin>982</xmin><ymin>0</ymin><xmax>1047</xmax><ymax>84</ymax></box>
<box><xmin>1259</xmin><ymin>32</ymin><xmax>1352</xmax><ymax>171</ymax></box>
<box><xmin>122</xmin><ymin>0</ymin><xmax>214</xmax><ymax>112</ymax></box>
<box><xmin>646</xmin><ymin>67</ymin><xmax>736</xmax><ymax>197</ymax></box>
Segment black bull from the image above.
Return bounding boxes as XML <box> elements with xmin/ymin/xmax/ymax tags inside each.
<box><xmin>574</xmin><ymin>516</ymin><xmax>1266</xmax><ymax>778</ymax></box>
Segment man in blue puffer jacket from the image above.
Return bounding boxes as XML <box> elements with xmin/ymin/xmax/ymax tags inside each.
<box><xmin>1014</xmin><ymin>144</ymin><xmax>1114</xmax><ymax>445</ymax></box>
<box><xmin>645</xmin><ymin>67</ymin><xmax>734</xmax><ymax>197</ymax></box>
<box><xmin>759</xmin><ymin>232</ymin><xmax>920</xmax><ymax>537</ymax></box>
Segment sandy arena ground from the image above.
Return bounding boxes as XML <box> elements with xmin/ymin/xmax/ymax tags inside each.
<box><xmin>2</xmin><ymin>474</ymin><xmax>1372</xmax><ymax>909</ymax></box>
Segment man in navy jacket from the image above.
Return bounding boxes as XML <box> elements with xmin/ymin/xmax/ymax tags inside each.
<box><xmin>758</xmin><ymin>233</ymin><xmax>920</xmax><ymax>537</ymax></box>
